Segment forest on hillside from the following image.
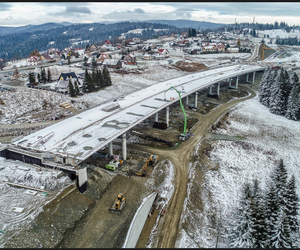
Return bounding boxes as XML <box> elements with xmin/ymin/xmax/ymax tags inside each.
<box><xmin>0</xmin><ymin>21</ymin><xmax>176</xmax><ymax>60</ymax></box>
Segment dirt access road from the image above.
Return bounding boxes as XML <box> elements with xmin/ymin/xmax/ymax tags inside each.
<box><xmin>132</xmin><ymin>86</ymin><xmax>257</xmax><ymax>248</ymax></box>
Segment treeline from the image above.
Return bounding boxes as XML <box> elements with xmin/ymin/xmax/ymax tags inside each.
<box><xmin>0</xmin><ymin>21</ymin><xmax>176</xmax><ymax>60</ymax></box>
<box><xmin>217</xmin><ymin>21</ymin><xmax>297</xmax><ymax>33</ymax></box>
<box><xmin>259</xmin><ymin>67</ymin><xmax>300</xmax><ymax>121</ymax></box>
<box><xmin>229</xmin><ymin>159</ymin><xmax>299</xmax><ymax>248</ymax></box>
<box><xmin>81</xmin><ymin>68</ymin><xmax>112</xmax><ymax>94</ymax></box>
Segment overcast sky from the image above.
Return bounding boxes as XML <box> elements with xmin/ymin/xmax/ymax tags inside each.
<box><xmin>1</xmin><ymin>2</ymin><xmax>300</xmax><ymax>27</ymax></box>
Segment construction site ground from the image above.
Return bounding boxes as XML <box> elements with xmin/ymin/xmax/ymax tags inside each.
<box><xmin>1</xmin><ymin>73</ymin><xmax>263</xmax><ymax>248</ymax></box>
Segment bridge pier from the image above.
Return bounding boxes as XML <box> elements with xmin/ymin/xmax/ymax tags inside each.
<box><xmin>252</xmin><ymin>71</ymin><xmax>256</xmax><ymax>84</ymax></box>
<box><xmin>108</xmin><ymin>142</ymin><xmax>113</xmax><ymax>156</ymax></box>
<box><xmin>166</xmin><ymin>106</ymin><xmax>169</xmax><ymax>127</ymax></box>
<box><xmin>246</xmin><ymin>73</ymin><xmax>249</xmax><ymax>83</ymax></box>
<box><xmin>194</xmin><ymin>91</ymin><xmax>198</xmax><ymax>108</ymax></box>
<box><xmin>229</xmin><ymin>76</ymin><xmax>239</xmax><ymax>89</ymax></box>
<box><xmin>122</xmin><ymin>133</ymin><xmax>127</xmax><ymax>161</ymax></box>
<box><xmin>208</xmin><ymin>82</ymin><xmax>220</xmax><ymax>97</ymax></box>
<box><xmin>186</xmin><ymin>95</ymin><xmax>189</xmax><ymax>105</ymax></box>
<box><xmin>155</xmin><ymin>112</ymin><xmax>158</xmax><ymax>122</ymax></box>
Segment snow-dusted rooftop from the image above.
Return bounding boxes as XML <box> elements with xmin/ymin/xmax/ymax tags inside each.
<box><xmin>12</xmin><ymin>64</ymin><xmax>265</xmax><ymax>163</ymax></box>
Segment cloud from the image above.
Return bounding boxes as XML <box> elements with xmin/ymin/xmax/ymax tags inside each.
<box><xmin>65</xmin><ymin>6</ymin><xmax>91</xmax><ymax>14</ymax></box>
<box><xmin>4</xmin><ymin>16</ymin><xmax>13</xmax><ymax>20</ymax></box>
<box><xmin>0</xmin><ymin>3</ymin><xmax>12</xmax><ymax>11</ymax></box>
<box><xmin>133</xmin><ymin>8</ymin><xmax>145</xmax><ymax>14</ymax></box>
<box><xmin>49</xmin><ymin>5</ymin><xmax>91</xmax><ymax>16</ymax></box>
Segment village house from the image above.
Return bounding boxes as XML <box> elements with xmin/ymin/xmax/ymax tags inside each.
<box><xmin>123</xmin><ymin>53</ymin><xmax>136</xmax><ymax>65</ymax></box>
<box><xmin>40</xmin><ymin>54</ymin><xmax>54</xmax><ymax>63</ymax></box>
<box><xmin>158</xmin><ymin>49</ymin><xmax>170</xmax><ymax>58</ymax></box>
<box><xmin>180</xmin><ymin>31</ymin><xmax>188</xmax><ymax>38</ymax></box>
<box><xmin>227</xmin><ymin>47</ymin><xmax>239</xmax><ymax>53</ymax></box>
<box><xmin>216</xmin><ymin>43</ymin><xmax>226</xmax><ymax>52</ymax></box>
<box><xmin>55</xmin><ymin>72</ymin><xmax>81</xmax><ymax>94</ymax></box>
<box><xmin>103</xmin><ymin>39</ymin><xmax>112</xmax><ymax>46</ymax></box>
<box><xmin>143</xmin><ymin>53</ymin><xmax>152</xmax><ymax>60</ymax></box>
<box><xmin>100</xmin><ymin>45</ymin><xmax>109</xmax><ymax>52</ymax></box>
<box><xmin>102</xmin><ymin>59</ymin><xmax>122</xmax><ymax>69</ymax></box>
<box><xmin>98</xmin><ymin>53</ymin><xmax>111</xmax><ymax>62</ymax></box>
<box><xmin>202</xmin><ymin>45</ymin><xmax>217</xmax><ymax>52</ymax></box>
<box><xmin>89</xmin><ymin>43</ymin><xmax>99</xmax><ymax>52</ymax></box>
<box><xmin>132</xmin><ymin>37</ymin><xmax>141</xmax><ymax>43</ymax></box>
<box><xmin>27</xmin><ymin>56</ymin><xmax>40</xmax><ymax>66</ymax></box>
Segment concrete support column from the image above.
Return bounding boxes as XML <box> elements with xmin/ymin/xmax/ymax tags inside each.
<box><xmin>155</xmin><ymin>112</ymin><xmax>158</xmax><ymax>122</ymax></box>
<box><xmin>108</xmin><ymin>142</ymin><xmax>113</xmax><ymax>156</ymax></box>
<box><xmin>122</xmin><ymin>133</ymin><xmax>127</xmax><ymax>161</ymax></box>
<box><xmin>166</xmin><ymin>106</ymin><xmax>169</xmax><ymax>127</ymax></box>
<box><xmin>195</xmin><ymin>91</ymin><xmax>198</xmax><ymax>108</ymax></box>
<box><xmin>209</xmin><ymin>85</ymin><xmax>213</xmax><ymax>95</ymax></box>
<box><xmin>246</xmin><ymin>73</ymin><xmax>249</xmax><ymax>83</ymax></box>
<box><xmin>252</xmin><ymin>71</ymin><xmax>256</xmax><ymax>84</ymax></box>
<box><xmin>228</xmin><ymin>78</ymin><xmax>232</xmax><ymax>88</ymax></box>
<box><xmin>217</xmin><ymin>83</ymin><xmax>220</xmax><ymax>96</ymax></box>
<box><xmin>186</xmin><ymin>95</ymin><xmax>189</xmax><ymax>105</ymax></box>
<box><xmin>235</xmin><ymin>76</ymin><xmax>239</xmax><ymax>89</ymax></box>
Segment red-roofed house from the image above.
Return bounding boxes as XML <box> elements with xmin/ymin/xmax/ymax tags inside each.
<box><xmin>98</xmin><ymin>53</ymin><xmax>111</xmax><ymax>62</ymax></box>
<box><xmin>28</xmin><ymin>56</ymin><xmax>40</xmax><ymax>66</ymax></box>
<box><xmin>158</xmin><ymin>49</ymin><xmax>170</xmax><ymax>58</ymax></box>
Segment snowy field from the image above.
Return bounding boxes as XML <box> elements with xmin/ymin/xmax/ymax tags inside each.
<box><xmin>176</xmin><ymin>94</ymin><xmax>300</xmax><ymax>248</ymax></box>
<box><xmin>0</xmin><ymin>157</ymin><xmax>73</xmax><ymax>247</ymax></box>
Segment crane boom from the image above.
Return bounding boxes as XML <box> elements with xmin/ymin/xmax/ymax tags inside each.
<box><xmin>164</xmin><ymin>86</ymin><xmax>187</xmax><ymax>135</ymax></box>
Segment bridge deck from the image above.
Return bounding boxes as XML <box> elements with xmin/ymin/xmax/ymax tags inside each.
<box><xmin>12</xmin><ymin>64</ymin><xmax>265</xmax><ymax>163</ymax></box>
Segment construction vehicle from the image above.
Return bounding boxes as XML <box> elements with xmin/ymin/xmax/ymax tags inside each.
<box><xmin>105</xmin><ymin>155</ymin><xmax>122</xmax><ymax>171</ymax></box>
<box><xmin>135</xmin><ymin>155</ymin><xmax>159</xmax><ymax>177</ymax></box>
<box><xmin>109</xmin><ymin>193</ymin><xmax>126</xmax><ymax>212</ymax></box>
<box><xmin>164</xmin><ymin>86</ymin><xmax>194</xmax><ymax>141</ymax></box>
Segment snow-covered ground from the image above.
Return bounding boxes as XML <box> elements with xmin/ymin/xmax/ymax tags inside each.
<box><xmin>176</xmin><ymin>94</ymin><xmax>300</xmax><ymax>248</ymax></box>
<box><xmin>0</xmin><ymin>157</ymin><xmax>74</xmax><ymax>247</ymax></box>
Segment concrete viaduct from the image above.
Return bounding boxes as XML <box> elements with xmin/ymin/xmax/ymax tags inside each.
<box><xmin>0</xmin><ymin>63</ymin><xmax>265</xmax><ymax>192</ymax></box>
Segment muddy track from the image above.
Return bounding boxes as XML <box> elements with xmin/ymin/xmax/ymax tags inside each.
<box><xmin>129</xmin><ymin>86</ymin><xmax>256</xmax><ymax>248</ymax></box>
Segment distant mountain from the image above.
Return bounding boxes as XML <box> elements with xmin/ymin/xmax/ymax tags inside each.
<box><xmin>145</xmin><ymin>19</ymin><xmax>225</xmax><ymax>29</ymax></box>
<box><xmin>0</xmin><ymin>22</ymin><xmax>69</xmax><ymax>36</ymax></box>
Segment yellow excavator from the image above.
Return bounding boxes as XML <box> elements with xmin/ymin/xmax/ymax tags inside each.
<box><xmin>135</xmin><ymin>155</ymin><xmax>159</xmax><ymax>177</ymax></box>
<box><xmin>109</xmin><ymin>193</ymin><xmax>126</xmax><ymax>212</ymax></box>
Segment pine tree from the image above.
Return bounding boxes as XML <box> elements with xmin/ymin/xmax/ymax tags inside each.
<box><xmin>74</xmin><ymin>81</ymin><xmax>80</xmax><ymax>95</ymax></box>
<box><xmin>68</xmin><ymin>79</ymin><xmax>76</xmax><ymax>97</ymax></box>
<box><xmin>265</xmin><ymin>182</ymin><xmax>280</xmax><ymax>244</ymax></box>
<box><xmin>40</xmin><ymin>67</ymin><xmax>47</xmax><ymax>83</ymax></box>
<box><xmin>269</xmin><ymin>70</ymin><xmax>288</xmax><ymax>115</ymax></box>
<box><xmin>28</xmin><ymin>72</ymin><xmax>35</xmax><ymax>84</ymax></box>
<box><xmin>92</xmin><ymin>56</ymin><xmax>97</xmax><ymax>71</ymax></box>
<box><xmin>290</xmin><ymin>72</ymin><xmax>299</xmax><ymax>89</ymax></box>
<box><xmin>261</xmin><ymin>69</ymin><xmax>277</xmax><ymax>107</ymax></box>
<box><xmin>285</xmin><ymin>81</ymin><xmax>300</xmax><ymax>120</ymax></box>
<box><xmin>229</xmin><ymin>183</ymin><xmax>254</xmax><ymax>248</ymax></box>
<box><xmin>82</xmin><ymin>69</ymin><xmax>90</xmax><ymax>93</ymax></box>
<box><xmin>259</xmin><ymin>67</ymin><xmax>271</xmax><ymax>104</ymax></box>
<box><xmin>270</xmin><ymin>209</ymin><xmax>292</xmax><ymax>248</ymax></box>
<box><xmin>251</xmin><ymin>179</ymin><xmax>269</xmax><ymax>248</ymax></box>
<box><xmin>47</xmin><ymin>68</ymin><xmax>52</xmax><ymax>82</ymax></box>
<box><xmin>285</xmin><ymin>175</ymin><xmax>299</xmax><ymax>246</ymax></box>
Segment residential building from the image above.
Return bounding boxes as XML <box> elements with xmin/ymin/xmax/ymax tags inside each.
<box><xmin>143</xmin><ymin>54</ymin><xmax>152</xmax><ymax>60</ymax></box>
<box><xmin>227</xmin><ymin>47</ymin><xmax>239</xmax><ymax>53</ymax></box>
<box><xmin>158</xmin><ymin>49</ymin><xmax>170</xmax><ymax>58</ymax></box>
<box><xmin>123</xmin><ymin>54</ymin><xmax>136</xmax><ymax>65</ymax></box>
<box><xmin>28</xmin><ymin>56</ymin><xmax>40</xmax><ymax>66</ymax></box>
<box><xmin>102</xmin><ymin>59</ymin><xmax>122</xmax><ymax>69</ymax></box>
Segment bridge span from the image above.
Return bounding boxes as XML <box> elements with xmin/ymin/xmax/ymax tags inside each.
<box><xmin>1</xmin><ymin>63</ymin><xmax>265</xmax><ymax>192</ymax></box>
